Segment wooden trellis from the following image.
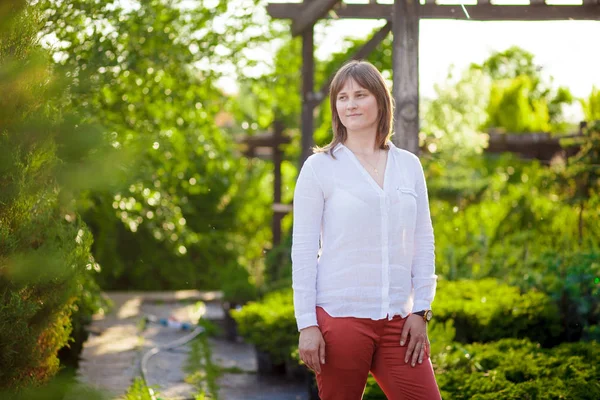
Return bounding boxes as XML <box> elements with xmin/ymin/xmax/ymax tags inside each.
<box><xmin>266</xmin><ymin>0</ymin><xmax>600</xmax><ymax>164</ymax></box>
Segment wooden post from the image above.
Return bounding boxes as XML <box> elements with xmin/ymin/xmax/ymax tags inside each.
<box><xmin>301</xmin><ymin>1</ymin><xmax>315</xmax><ymax>166</ymax></box>
<box><xmin>392</xmin><ymin>0</ymin><xmax>420</xmax><ymax>154</ymax></box>
<box><xmin>272</xmin><ymin>120</ymin><xmax>284</xmax><ymax>247</ymax></box>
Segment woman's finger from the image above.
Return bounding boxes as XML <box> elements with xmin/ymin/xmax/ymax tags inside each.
<box><xmin>404</xmin><ymin>335</ymin><xmax>416</xmax><ymax>363</ymax></box>
<box><xmin>411</xmin><ymin>341</ymin><xmax>422</xmax><ymax>367</ymax></box>
<box><xmin>310</xmin><ymin>350</ymin><xmax>322</xmax><ymax>374</ymax></box>
<box><xmin>418</xmin><ymin>342</ymin><xmax>426</xmax><ymax>364</ymax></box>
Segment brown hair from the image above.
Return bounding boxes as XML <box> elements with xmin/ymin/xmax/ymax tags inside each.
<box><xmin>313</xmin><ymin>60</ymin><xmax>394</xmax><ymax>158</ymax></box>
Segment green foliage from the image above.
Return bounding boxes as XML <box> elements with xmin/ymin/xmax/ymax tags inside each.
<box><xmin>0</xmin><ymin>373</ymin><xmax>109</xmax><ymax>400</ymax></box>
<box><xmin>123</xmin><ymin>377</ymin><xmax>159</xmax><ymax>400</ymax></box>
<box><xmin>435</xmin><ymin>339</ymin><xmax>600</xmax><ymax>400</ymax></box>
<box><xmin>231</xmin><ymin>289</ymin><xmax>296</xmax><ymax>365</ymax></box>
<box><xmin>553</xmin><ymin>120</ymin><xmax>600</xmax><ymax>247</ymax></box>
<box><xmin>262</xmin><ymin>232</ymin><xmax>293</xmax><ymax>293</ymax></box>
<box><xmin>429</xmin><ymin>150</ymin><xmax>600</xmax><ymax>282</ymax></box>
<box><xmin>519</xmin><ymin>250</ymin><xmax>600</xmax><ymax>343</ymax></box>
<box><xmin>39</xmin><ymin>0</ymin><xmax>276</xmax><ymax>290</ymax></box>
<box><xmin>473</xmin><ymin>46</ymin><xmax>573</xmax><ymax>133</ymax></box>
<box><xmin>432</xmin><ymin>279</ymin><xmax>561</xmax><ymax>346</ymax></box>
<box><xmin>0</xmin><ymin>0</ymin><xmax>105</xmax><ymax>389</ymax></box>
<box><xmin>361</xmin><ymin>339</ymin><xmax>600</xmax><ymax>400</ymax></box>
<box><xmin>580</xmin><ymin>86</ymin><xmax>600</xmax><ymax>121</ymax></box>
<box><xmin>217</xmin><ymin>262</ymin><xmax>258</xmax><ymax>304</ymax></box>
<box><xmin>421</xmin><ymin>67</ymin><xmax>490</xmax><ymax>158</ymax></box>
<box><xmin>185</xmin><ymin>335</ymin><xmax>221</xmax><ymax>400</ymax></box>
<box><xmin>486</xmin><ymin>75</ymin><xmax>551</xmax><ymax>133</ymax></box>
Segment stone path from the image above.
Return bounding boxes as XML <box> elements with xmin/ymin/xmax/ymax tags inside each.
<box><xmin>209</xmin><ymin>337</ymin><xmax>309</xmax><ymax>400</ymax></box>
<box><xmin>77</xmin><ymin>291</ymin><xmax>309</xmax><ymax>400</ymax></box>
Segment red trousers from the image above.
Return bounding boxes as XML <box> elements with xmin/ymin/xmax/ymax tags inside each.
<box><xmin>315</xmin><ymin>306</ymin><xmax>442</xmax><ymax>400</ymax></box>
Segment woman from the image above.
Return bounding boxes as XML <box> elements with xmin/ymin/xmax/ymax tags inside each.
<box><xmin>291</xmin><ymin>60</ymin><xmax>442</xmax><ymax>400</ymax></box>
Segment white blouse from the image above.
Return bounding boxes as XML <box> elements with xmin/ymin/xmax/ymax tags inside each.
<box><xmin>291</xmin><ymin>140</ymin><xmax>437</xmax><ymax>331</ymax></box>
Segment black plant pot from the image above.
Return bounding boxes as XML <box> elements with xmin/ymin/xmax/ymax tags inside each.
<box><xmin>255</xmin><ymin>348</ymin><xmax>286</xmax><ymax>375</ymax></box>
<box><xmin>285</xmin><ymin>358</ymin><xmax>309</xmax><ymax>381</ymax></box>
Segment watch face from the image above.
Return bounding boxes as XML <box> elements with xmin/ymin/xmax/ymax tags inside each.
<box><xmin>425</xmin><ymin>310</ymin><xmax>433</xmax><ymax>321</ymax></box>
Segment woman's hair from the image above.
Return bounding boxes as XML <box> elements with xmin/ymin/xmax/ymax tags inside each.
<box><xmin>313</xmin><ymin>60</ymin><xmax>394</xmax><ymax>159</ymax></box>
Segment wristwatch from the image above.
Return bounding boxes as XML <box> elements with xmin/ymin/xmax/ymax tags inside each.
<box><xmin>413</xmin><ymin>309</ymin><xmax>433</xmax><ymax>322</ymax></box>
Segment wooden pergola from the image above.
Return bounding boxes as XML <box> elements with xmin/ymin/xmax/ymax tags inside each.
<box><xmin>266</xmin><ymin>0</ymin><xmax>600</xmax><ymax>163</ymax></box>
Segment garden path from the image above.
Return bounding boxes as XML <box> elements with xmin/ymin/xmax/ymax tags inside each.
<box><xmin>77</xmin><ymin>291</ymin><xmax>308</xmax><ymax>400</ymax></box>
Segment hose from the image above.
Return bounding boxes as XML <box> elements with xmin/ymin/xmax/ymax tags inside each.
<box><xmin>139</xmin><ymin>318</ymin><xmax>205</xmax><ymax>400</ymax></box>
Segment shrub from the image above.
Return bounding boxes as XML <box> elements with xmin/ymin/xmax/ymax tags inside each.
<box><xmin>231</xmin><ymin>289</ymin><xmax>296</xmax><ymax>365</ymax></box>
<box><xmin>435</xmin><ymin>338</ymin><xmax>600</xmax><ymax>400</ymax></box>
<box><xmin>432</xmin><ymin>279</ymin><xmax>561</xmax><ymax>346</ymax></box>
<box><xmin>361</xmin><ymin>338</ymin><xmax>600</xmax><ymax>400</ymax></box>
<box><xmin>516</xmin><ymin>250</ymin><xmax>600</xmax><ymax>343</ymax></box>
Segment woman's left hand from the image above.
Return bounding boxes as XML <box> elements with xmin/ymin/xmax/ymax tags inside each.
<box><xmin>400</xmin><ymin>314</ymin><xmax>430</xmax><ymax>367</ymax></box>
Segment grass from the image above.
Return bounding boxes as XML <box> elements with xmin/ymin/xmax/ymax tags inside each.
<box><xmin>184</xmin><ymin>318</ymin><xmax>248</xmax><ymax>399</ymax></box>
<box><xmin>123</xmin><ymin>377</ymin><xmax>161</xmax><ymax>400</ymax></box>
<box><xmin>185</xmin><ymin>333</ymin><xmax>221</xmax><ymax>399</ymax></box>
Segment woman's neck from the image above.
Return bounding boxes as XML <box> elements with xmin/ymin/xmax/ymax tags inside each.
<box><xmin>344</xmin><ymin>131</ymin><xmax>380</xmax><ymax>156</ymax></box>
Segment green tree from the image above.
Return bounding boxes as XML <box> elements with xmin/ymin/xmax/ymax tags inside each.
<box><xmin>40</xmin><ymin>0</ymin><xmax>279</xmax><ymax>290</ymax></box>
<box><xmin>473</xmin><ymin>46</ymin><xmax>574</xmax><ymax>133</ymax></box>
<box><xmin>0</xmin><ymin>0</ymin><xmax>104</xmax><ymax>389</ymax></box>
<box><xmin>580</xmin><ymin>86</ymin><xmax>600</xmax><ymax>121</ymax></box>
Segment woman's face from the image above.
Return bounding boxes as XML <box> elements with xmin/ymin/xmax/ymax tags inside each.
<box><xmin>336</xmin><ymin>78</ymin><xmax>379</xmax><ymax>135</ymax></box>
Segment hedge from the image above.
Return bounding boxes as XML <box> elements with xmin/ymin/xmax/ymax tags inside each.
<box><xmin>233</xmin><ymin>279</ymin><xmax>562</xmax><ymax>367</ymax></box>
<box><xmin>363</xmin><ymin>338</ymin><xmax>600</xmax><ymax>399</ymax></box>
<box><xmin>432</xmin><ymin>278</ymin><xmax>562</xmax><ymax>346</ymax></box>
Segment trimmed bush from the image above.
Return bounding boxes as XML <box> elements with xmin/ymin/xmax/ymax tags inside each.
<box><xmin>435</xmin><ymin>338</ymin><xmax>600</xmax><ymax>399</ymax></box>
<box><xmin>233</xmin><ymin>278</ymin><xmax>563</xmax><ymax>368</ymax></box>
<box><xmin>231</xmin><ymin>289</ymin><xmax>296</xmax><ymax>365</ymax></box>
<box><xmin>362</xmin><ymin>339</ymin><xmax>600</xmax><ymax>399</ymax></box>
<box><xmin>432</xmin><ymin>278</ymin><xmax>561</xmax><ymax>346</ymax></box>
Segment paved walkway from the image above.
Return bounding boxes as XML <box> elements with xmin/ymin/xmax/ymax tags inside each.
<box><xmin>77</xmin><ymin>291</ymin><xmax>308</xmax><ymax>400</ymax></box>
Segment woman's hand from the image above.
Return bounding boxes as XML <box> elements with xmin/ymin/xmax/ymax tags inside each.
<box><xmin>400</xmin><ymin>314</ymin><xmax>430</xmax><ymax>367</ymax></box>
<box><xmin>299</xmin><ymin>326</ymin><xmax>326</xmax><ymax>374</ymax></box>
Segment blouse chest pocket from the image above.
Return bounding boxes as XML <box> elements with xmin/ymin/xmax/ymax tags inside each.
<box><xmin>394</xmin><ymin>187</ymin><xmax>418</xmax><ymax>202</ymax></box>
<box><xmin>392</xmin><ymin>187</ymin><xmax>418</xmax><ymax>226</ymax></box>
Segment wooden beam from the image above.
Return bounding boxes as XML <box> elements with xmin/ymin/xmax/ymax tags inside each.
<box><xmin>272</xmin><ymin>119</ymin><xmax>284</xmax><ymax>246</ymax></box>
<box><xmin>291</xmin><ymin>0</ymin><xmax>340</xmax><ymax>36</ymax></box>
<box><xmin>313</xmin><ymin>21</ymin><xmax>392</xmax><ymax>107</ymax></box>
<box><xmin>268</xmin><ymin>3</ymin><xmax>600</xmax><ymax>21</ymax></box>
<box><xmin>392</xmin><ymin>0</ymin><xmax>419</xmax><ymax>154</ymax></box>
<box><xmin>300</xmin><ymin>17</ymin><xmax>315</xmax><ymax>166</ymax></box>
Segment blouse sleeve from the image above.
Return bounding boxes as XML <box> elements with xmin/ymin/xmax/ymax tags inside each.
<box><xmin>411</xmin><ymin>156</ymin><xmax>438</xmax><ymax>313</ymax></box>
<box><xmin>291</xmin><ymin>157</ymin><xmax>325</xmax><ymax>331</ymax></box>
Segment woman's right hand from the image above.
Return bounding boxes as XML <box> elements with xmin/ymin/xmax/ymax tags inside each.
<box><xmin>299</xmin><ymin>326</ymin><xmax>326</xmax><ymax>374</ymax></box>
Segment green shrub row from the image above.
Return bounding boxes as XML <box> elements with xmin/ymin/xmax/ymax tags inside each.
<box><xmin>435</xmin><ymin>338</ymin><xmax>600</xmax><ymax>399</ymax></box>
<box><xmin>233</xmin><ymin>279</ymin><xmax>563</xmax><ymax>367</ymax></box>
